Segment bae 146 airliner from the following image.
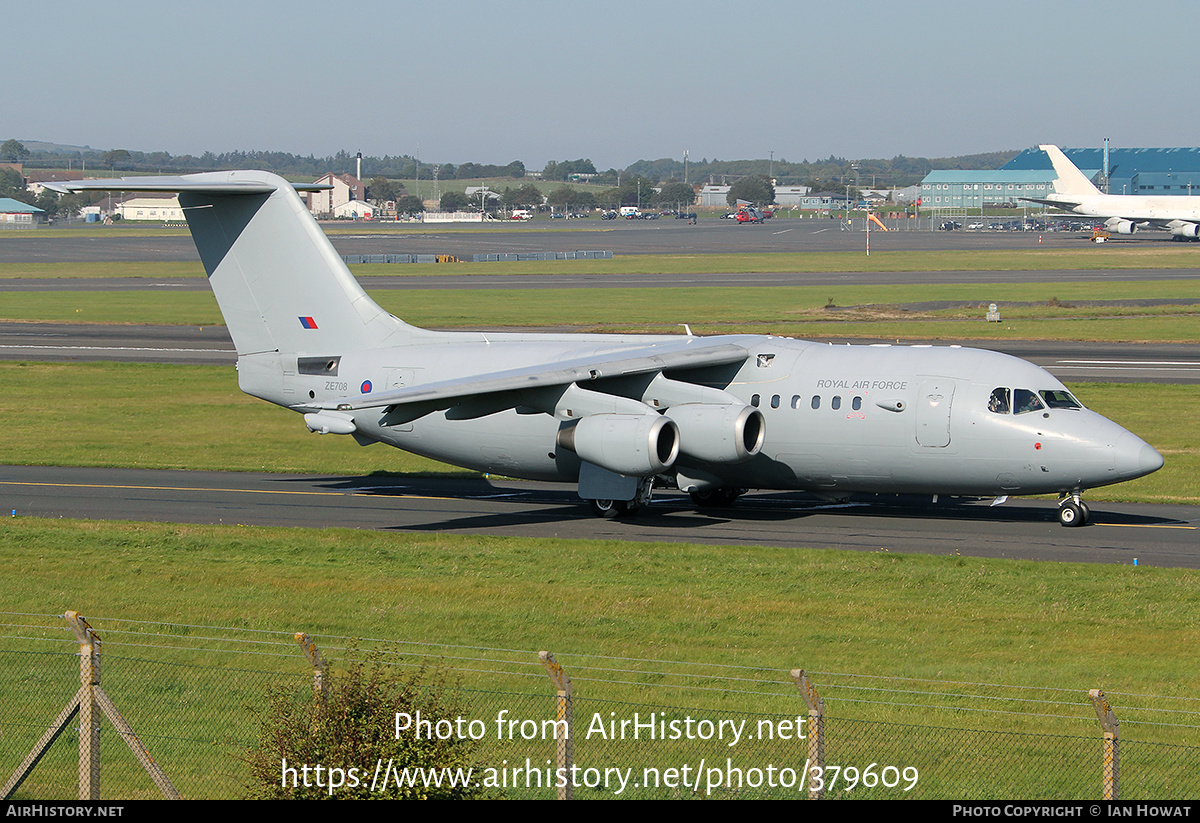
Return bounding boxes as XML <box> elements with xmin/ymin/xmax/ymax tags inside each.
<box><xmin>53</xmin><ymin>172</ymin><xmax>1163</xmax><ymax>527</ymax></box>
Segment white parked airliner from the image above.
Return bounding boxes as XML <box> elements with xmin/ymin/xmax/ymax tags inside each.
<box><xmin>1028</xmin><ymin>144</ymin><xmax>1200</xmax><ymax>239</ymax></box>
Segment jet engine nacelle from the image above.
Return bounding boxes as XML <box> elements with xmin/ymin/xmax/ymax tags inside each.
<box><xmin>1171</xmin><ymin>223</ymin><xmax>1200</xmax><ymax>238</ymax></box>
<box><xmin>557</xmin><ymin>413</ymin><xmax>679</xmax><ymax>477</ymax></box>
<box><xmin>666</xmin><ymin>403</ymin><xmax>765</xmax><ymax>464</ymax></box>
<box><xmin>1105</xmin><ymin>218</ymin><xmax>1136</xmax><ymax>234</ymax></box>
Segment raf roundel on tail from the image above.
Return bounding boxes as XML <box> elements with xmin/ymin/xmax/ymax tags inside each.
<box><xmin>54</xmin><ymin>172</ymin><xmax>1163</xmax><ymax>526</ymax></box>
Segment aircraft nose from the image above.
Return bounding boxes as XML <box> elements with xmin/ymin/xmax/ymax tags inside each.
<box><xmin>1138</xmin><ymin>442</ymin><xmax>1165</xmax><ymax>475</ymax></box>
<box><xmin>1116</xmin><ymin>431</ymin><xmax>1164</xmax><ymax>480</ymax></box>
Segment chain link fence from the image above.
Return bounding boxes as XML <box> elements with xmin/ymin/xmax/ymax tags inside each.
<box><xmin>2</xmin><ymin>612</ymin><xmax>1198</xmax><ymax>800</ymax></box>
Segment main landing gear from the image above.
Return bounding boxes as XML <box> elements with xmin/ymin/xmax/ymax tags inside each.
<box><xmin>688</xmin><ymin>487</ymin><xmax>745</xmax><ymax>508</ymax></box>
<box><xmin>590</xmin><ymin>498</ymin><xmax>637</xmax><ymax>519</ymax></box>
<box><xmin>1057</xmin><ymin>493</ymin><xmax>1091</xmax><ymax>527</ymax></box>
<box><xmin>587</xmin><ymin>476</ymin><xmax>655</xmax><ymax>519</ymax></box>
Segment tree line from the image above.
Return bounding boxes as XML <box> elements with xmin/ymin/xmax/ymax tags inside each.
<box><xmin>5</xmin><ymin>139</ymin><xmax>1018</xmax><ymax>191</ymax></box>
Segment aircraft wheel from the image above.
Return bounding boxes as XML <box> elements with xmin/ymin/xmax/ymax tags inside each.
<box><xmin>1058</xmin><ymin>500</ymin><xmax>1087</xmax><ymax>527</ymax></box>
<box><xmin>689</xmin><ymin>488</ymin><xmax>741</xmax><ymax>508</ymax></box>
<box><xmin>590</xmin><ymin>499</ymin><xmax>629</xmax><ymax>519</ymax></box>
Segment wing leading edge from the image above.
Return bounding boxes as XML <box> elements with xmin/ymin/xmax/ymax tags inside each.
<box><xmin>319</xmin><ymin>339</ymin><xmax>754</xmax><ymax>413</ymax></box>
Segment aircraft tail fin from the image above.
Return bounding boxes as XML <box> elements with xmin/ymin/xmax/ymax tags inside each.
<box><xmin>1038</xmin><ymin>145</ymin><xmax>1102</xmax><ymax>197</ymax></box>
<box><xmin>57</xmin><ymin>171</ymin><xmax>415</xmax><ymax>357</ymax></box>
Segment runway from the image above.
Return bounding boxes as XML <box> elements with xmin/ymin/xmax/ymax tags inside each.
<box><xmin>5</xmin><ymin>267</ymin><xmax>1200</xmax><ymax>293</ymax></box>
<box><xmin>0</xmin><ymin>219</ymin><xmax>1122</xmax><ymax>263</ymax></box>
<box><xmin>3</xmin><ymin>465</ymin><xmax>1196</xmax><ymax>568</ymax></box>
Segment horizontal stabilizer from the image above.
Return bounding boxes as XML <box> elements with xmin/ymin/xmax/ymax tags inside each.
<box><xmin>48</xmin><ymin>174</ymin><xmax>331</xmax><ymax>194</ymax></box>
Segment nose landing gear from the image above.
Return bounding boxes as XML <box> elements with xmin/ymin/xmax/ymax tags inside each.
<box><xmin>1058</xmin><ymin>493</ymin><xmax>1091</xmax><ymax>527</ymax></box>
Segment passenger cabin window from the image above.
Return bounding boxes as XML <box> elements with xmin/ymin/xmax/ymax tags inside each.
<box><xmin>852</xmin><ymin>396</ymin><xmax>862</xmax><ymax>411</ymax></box>
<box><xmin>771</xmin><ymin>394</ymin><xmax>781</xmax><ymax>409</ymax></box>
<box><xmin>791</xmin><ymin>395</ymin><xmax>801</xmax><ymax>409</ymax></box>
<box><xmin>751</xmin><ymin>394</ymin><xmax>761</xmax><ymax>407</ymax></box>
<box><xmin>811</xmin><ymin>396</ymin><xmax>821</xmax><ymax>410</ymax></box>
<box><xmin>1014</xmin><ymin>389</ymin><xmax>1045</xmax><ymax>414</ymax></box>
<box><xmin>1040</xmin><ymin>390</ymin><xmax>1082</xmax><ymax>410</ymax></box>
<box><xmin>831</xmin><ymin>396</ymin><xmax>842</xmax><ymax>410</ymax></box>
<box><xmin>988</xmin><ymin>388</ymin><xmax>1010</xmax><ymax>414</ymax></box>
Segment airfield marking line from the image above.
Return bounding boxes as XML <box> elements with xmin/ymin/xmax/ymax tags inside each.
<box><xmin>2</xmin><ymin>479</ymin><xmax>529</xmax><ymax>504</ymax></box>
<box><xmin>1101</xmin><ymin>522</ymin><xmax>1196</xmax><ymax>530</ymax></box>
<box><xmin>0</xmin><ymin>345</ymin><xmax>233</xmax><ymax>354</ymax></box>
<box><xmin>772</xmin><ymin>229</ymin><xmax>794</xmax><ymax>235</ymax></box>
<box><xmin>1056</xmin><ymin>360</ymin><xmax>1199</xmax><ymax>366</ymax></box>
<box><xmin>0</xmin><ymin>480</ymin><xmax>343</xmax><ymax>497</ymax></box>
<box><xmin>1046</xmin><ymin>369</ymin><xmax>1195</xmax><ymax>376</ymax></box>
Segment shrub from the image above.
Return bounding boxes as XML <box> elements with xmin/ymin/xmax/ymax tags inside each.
<box><xmin>246</xmin><ymin>654</ymin><xmax>491</xmax><ymax>799</ymax></box>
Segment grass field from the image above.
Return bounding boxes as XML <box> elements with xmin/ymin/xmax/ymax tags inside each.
<box><xmin>1</xmin><ymin>279</ymin><xmax>1198</xmax><ymax>343</ymax></box>
<box><xmin>6</xmin><ymin>246</ymin><xmax>1200</xmax><ymax>277</ymax></box>
<box><xmin>5</xmin><ymin>517</ymin><xmax>1199</xmax><ymax>725</ymax></box>
<box><xmin>6</xmin><ymin>515</ymin><xmax>1199</xmax><ymax>798</ymax></box>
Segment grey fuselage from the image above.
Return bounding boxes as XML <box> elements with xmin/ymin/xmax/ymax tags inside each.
<box><xmin>259</xmin><ymin>332</ymin><xmax>1159</xmax><ymax>499</ymax></box>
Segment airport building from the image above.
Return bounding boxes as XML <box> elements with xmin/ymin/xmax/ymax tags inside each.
<box><xmin>1003</xmin><ymin>146</ymin><xmax>1200</xmax><ymax>196</ymax></box>
<box><xmin>920</xmin><ymin>170</ymin><xmax>1055</xmax><ymax>211</ymax></box>
<box><xmin>0</xmin><ymin>197</ymin><xmax>43</xmax><ymax>227</ymax></box>
<box><xmin>115</xmin><ymin>194</ymin><xmax>184</xmax><ymax>222</ymax></box>
<box><xmin>921</xmin><ymin>146</ymin><xmax>1200</xmax><ymax>213</ymax></box>
<box><xmin>307</xmin><ymin>173</ymin><xmax>365</xmax><ymax>218</ymax></box>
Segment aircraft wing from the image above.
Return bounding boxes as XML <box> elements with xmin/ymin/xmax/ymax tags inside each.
<box><xmin>1021</xmin><ymin>196</ymin><xmax>1083</xmax><ymax>210</ymax></box>
<box><xmin>318</xmin><ymin>339</ymin><xmax>753</xmax><ymax>412</ymax></box>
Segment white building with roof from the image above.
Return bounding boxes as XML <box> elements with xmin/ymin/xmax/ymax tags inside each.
<box><xmin>115</xmin><ymin>194</ymin><xmax>183</xmax><ymax>222</ymax></box>
<box><xmin>0</xmin><ymin>197</ymin><xmax>43</xmax><ymax>227</ymax></box>
<box><xmin>308</xmin><ymin>173</ymin><xmax>364</xmax><ymax>218</ymax></box>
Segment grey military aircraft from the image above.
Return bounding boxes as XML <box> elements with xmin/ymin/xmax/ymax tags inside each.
<box><xmin>55</xmin><ymin>172</ymin><xmax>1163</xmax><ymax>527</ymax></box>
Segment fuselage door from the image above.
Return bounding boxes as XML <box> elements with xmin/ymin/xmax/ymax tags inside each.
<box><xmin>915</xmin><ymin>380</ymin><xmax>955</xmax><ymax>447</ymax></box>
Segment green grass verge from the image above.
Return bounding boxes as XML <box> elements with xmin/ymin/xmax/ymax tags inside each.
<box><xmin>7</xmin><ymin>517</ymin><xmax>1199</xmax><ymax>798</ymax></box>
<box><xmin>2</xmin><ymin>279</ymin><xmax>1196</xmax><ymax>342</ymax></box>
<box><xmin>4</xmin><ymin>517</ymin><xmax>1199</xmax><ymax>729</ymax></box>
<box><xmin>5</xmin><ymin>245</ymin><xmax>1200</xmax><ymax>279</ymax></box>
<box><xmin>0</xmin><ymin>362</ymin><xmax>1192</xmax><ymax>503</ymax></box>
<box><xmin>0</xmin><ymin>362</ymin><xmax>454</xmax><ymax>475</ymax></box>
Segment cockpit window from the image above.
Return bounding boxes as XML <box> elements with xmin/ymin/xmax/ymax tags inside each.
<box><xmin>1014</xmin><ymin>388</ymin><xmax>1045</xmax><ymax>414</ymax></box>
<box><xmin>1040</xmin><ymin>390</ymin><xmax>1082</xmax><ymax>410</ymax></box>
<box><xmin>988</xmin><ymin>387</ymin><xmax>1010</xmax><ymax>414</ymax></box>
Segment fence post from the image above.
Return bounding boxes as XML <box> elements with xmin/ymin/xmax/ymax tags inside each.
<box><xmin>294</xmin><ymin>633</ymin><xmax>328</xmax><ymax>704</ymax></box>
<box><xmin>791</xmin><ymin>669</ymin><xmax>825</xmax><ymax>800</ymax></box>
<box><xmin>539</xmin><ymin>651</ymin><xmax>573</xmax><ymax>800</ymax></box>
<box><xmin>1089</xmin><ymin>689</ymin><xmax>1120</xmax><ymax>800</ymax></box>
<box><xmin>65</xmin><ymin>611</ymin><xmax>101</xmax><ymax>800</ymax></box>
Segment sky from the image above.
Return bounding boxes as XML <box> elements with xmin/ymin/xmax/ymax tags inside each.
<box><xmin>9</xmin><ymin>0</ymin><xmax>1197</xmax><ymax>171</ymax></box>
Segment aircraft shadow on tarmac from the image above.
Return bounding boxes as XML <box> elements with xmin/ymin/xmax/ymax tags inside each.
<box><xmin>270</xmin><ymin>475</ymin><xmax>1186</xmax><ymax>531</ymax></box>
